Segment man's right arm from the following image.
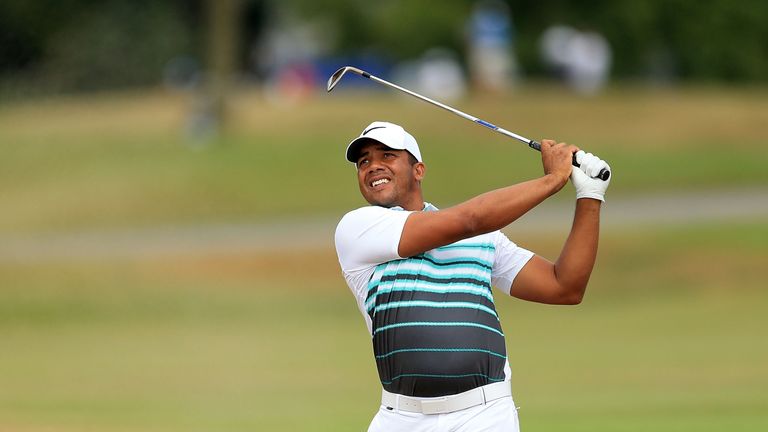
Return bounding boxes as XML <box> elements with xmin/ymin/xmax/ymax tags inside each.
<box><xmin>398</xmin><ymin>140</ymin><xmax>575</xmax><ymax>258</ymax></box>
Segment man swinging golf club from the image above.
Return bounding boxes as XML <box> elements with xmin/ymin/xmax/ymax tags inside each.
<box><xmin>334</xmin><ymin>121</ymin><xmax>611</xmax><ymax>431</ymax></box>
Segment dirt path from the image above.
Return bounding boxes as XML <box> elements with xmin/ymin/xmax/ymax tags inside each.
<box><xmin>1</xmin><ymin>187</ymin><xmax>766</xmax><ymax>262</ymax></box>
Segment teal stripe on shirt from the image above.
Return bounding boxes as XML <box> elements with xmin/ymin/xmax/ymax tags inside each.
<box><xmin>419</xmin><ymin>254</ymin><xmax>493</xmax><ymax>269</ymax></box>
<box><xmin>367</xmin><ymin>269</ymin><xmax>490</xmax><ymax>293</ymax></box>
<box><xmin>375</xmin><ymin>268</ymin><xmax>490</xmax><ymax>281</ymax></box>
<box><xmin>375</xmin><ymin>347</ymin><xmax>507</xmax><ymax>360</ymax></box>
<box><xmin>374</xmin><ymin>300</ymin><xmax>498</xmax><ymax>318</ymax></box>
<box><xmin>365</xmin><ymin>284</ymin><xmax>494</xmax><ymax>311</ymax></box>
<box><xmin>365</xmin><ymin>255</ymin><xmax>493</xmax><ymax>291</ymax></box>
<box><xmin>381</xmin><ymin>373</ymin><xmax>505</xmax><ymax>385</ymax></box>
<box><xmin>435</xmin><ymin>243</ymin><xmax>495</xmax><ymax>251</ymax></box>
<box><xmin>372</xmin><ymin>321</ymin><xmax>504</xmax><ymax>337</ymax></box>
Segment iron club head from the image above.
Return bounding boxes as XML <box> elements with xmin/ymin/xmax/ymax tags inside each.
<box><xmin>326</xmin><ymin>66</ymin><xmax>366</xmax><ymax>92</ymax></box>
<box><xmin>326</xmin><ymin>67</ymin><xmax>348</xmax><ymax>92</ymax></box>
<box><xmin>325</xmin><ymin>65</ymin><xmax>610</xmax><ymax>181</ymax></box>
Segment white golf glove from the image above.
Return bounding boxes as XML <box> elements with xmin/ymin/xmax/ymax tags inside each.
<box><xmin>570</xmin><ymin>151</ymin><xmax>611</xmax><ymax>202</ymax></box>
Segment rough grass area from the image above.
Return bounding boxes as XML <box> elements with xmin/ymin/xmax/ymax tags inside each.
<box><xmin>1</xmin><ymin>86</ymin><xmax>767</xmax><ymax>233</ymax></box>
<box><xmin>1</xmin><ymin>86</ymin><xmax>766</xmax><ymax>430</ymax></box>
<box><xmin>1</xmin><ymin>221</ymin><xmax>766</xmax><ymax>431</ymax></box>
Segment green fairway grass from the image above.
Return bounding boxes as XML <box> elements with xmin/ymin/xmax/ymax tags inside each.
<box><xmin>0</xmin><ymin>86</ymin><xmax>767</xmax><ymax>233</ymax></box>
<box><xmin>1</xmin><ymin>86</ymin><xmax>766</xmax><ymax>430</ymax></box>
<box><xmin>1</xmin><ymin>221</ymin><xmax>766</xmax><ymax>431</ymax></box>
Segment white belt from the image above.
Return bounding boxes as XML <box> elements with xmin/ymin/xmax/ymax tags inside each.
<box><xmin>381</xmin><ymin>381</ymin><xmax>511</xmax><ymax>415</ymax></box>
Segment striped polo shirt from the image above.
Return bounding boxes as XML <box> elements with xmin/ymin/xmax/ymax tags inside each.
<box><xmin>335</xmin><ymin>203</ymin><xmax>533</xmax><ymax>398</ymax></box>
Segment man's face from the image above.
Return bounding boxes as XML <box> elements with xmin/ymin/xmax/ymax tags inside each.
<box><xmin>355</xmin><ymin>141</ymin><xmax>424</xmax><ymax>208</ymax></box>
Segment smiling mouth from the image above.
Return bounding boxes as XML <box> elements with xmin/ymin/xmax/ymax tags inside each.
<box><xmin>370</xmin><ymin>178</ymin><xmax>390</xmax><ymax>187</ymax></box>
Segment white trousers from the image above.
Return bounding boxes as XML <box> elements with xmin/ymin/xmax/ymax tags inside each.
<box><xmin>367</xmin><ymin>396</ymin><xmax>520</xmax><ymax>432</ymax></box>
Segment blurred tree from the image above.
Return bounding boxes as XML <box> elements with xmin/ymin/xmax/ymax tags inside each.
<box><xmin>1</xmin><ymin>0</ymin><xmax>768</xmax><ymax>97</ymax></box>
<box><xmin>0</xmin><ymin>0</ymin><xmax>199</xmax><ymax>95</ymax></box>
<box><xmin>206</xmin><ymin>0</ymin><xmax>241</xmax><ymax>129</ymax></box>
<box><xmin>0</xmin><ymin>0</ymin><xmax>78</xmax><ymax>71</ymax></box>
<box><xmin>660</xmin><ymin>0</ymin><xmax>768</xmax><ymax>81</ymax></box>
<box><xmin>286</xmin><ymin>0</ymin><xmax>471</xmax><ymax>59</ymax></box>
<box><xmin>507</xmin><ymin>0</ymin><xmax>768</xmax><ymax>82</ymax></box>
<box><xmin>43</xmin><ymin>1</ymin><xmax>191</xmax><ymax>91</ymax></box>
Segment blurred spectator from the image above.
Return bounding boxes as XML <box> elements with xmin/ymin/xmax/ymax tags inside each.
<box><xmin>252</xmin><ymin>10</ymin><xmax>333</xmax><ymax>104</ymax></box>
<box><xmin>466</xmin><ymin>0</ymin><xmax>517</xmax><ymax>93</ymax></box>
<box><xmin>163</xmin><ymin>56</ymin><xmax>203</xmax><ymax>91</ymax></box>
<box><xmin>540</xmin><ymin>25</ymin><xmax>612</xmax><ymax>95</ymax></box>
<box><xmin>392</xmin><ymin>48</ymin><xmax>467</xmax><ymax>102</ymax></box>
<box><xmin>645</xmin><ymin>46</ymin><xmax>678</xmax><ymax>86</ymax></box>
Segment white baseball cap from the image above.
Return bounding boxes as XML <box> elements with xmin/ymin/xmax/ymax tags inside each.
<box><xmin>345</xmin><ymin>121</ymin><xmax>423</xmax><ymax>163</ymax></box>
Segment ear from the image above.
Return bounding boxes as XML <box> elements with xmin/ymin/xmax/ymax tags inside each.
<box><xmin>413</xmin><ymin>162</ymin><xmax>426</xmax><ymax>181</ymax></box>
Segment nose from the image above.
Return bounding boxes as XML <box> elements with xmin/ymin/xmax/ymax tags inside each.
<box><xmin>367</xmin><ymin>156</ymin><xmax>386</xmax><ymax>173</ymax></box>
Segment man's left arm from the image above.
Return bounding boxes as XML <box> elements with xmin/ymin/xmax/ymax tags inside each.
<box><xmin>510</xmin><ymin>151</ymin><xmax>611</xmax><ymax>305</ymax></box>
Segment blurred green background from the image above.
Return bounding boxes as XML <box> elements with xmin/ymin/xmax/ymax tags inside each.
<box><xmin>1</xmin><ymin>1</ymin><xmax>767</xmax><ymax>431</ymax></box>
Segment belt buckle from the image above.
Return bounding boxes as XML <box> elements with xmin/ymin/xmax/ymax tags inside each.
<box><xmin>420</xmin><ymin>397</ymin><xmax>449</xmax><ymax>415</ymax></box>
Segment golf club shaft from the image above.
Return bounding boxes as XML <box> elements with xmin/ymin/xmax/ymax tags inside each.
<box><xmin>353</xmin><ymin>69</ymin><xmax>609</xmax><ymax>181</ymax></box>
<box><xmin>365</xmin><ymin>73</ymin><xmax>531</xmax><ymax>143</ymax></box>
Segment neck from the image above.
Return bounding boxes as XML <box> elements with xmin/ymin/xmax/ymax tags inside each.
<box><xmin>398</xmin><ymin>192</ymin><xmax>425</xmax><ymax>211</ymax></box>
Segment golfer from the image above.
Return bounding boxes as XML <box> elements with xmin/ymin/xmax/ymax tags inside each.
<box><xmin>334</xmin><ymin>121</ymin><xmax>611</xmax><ymax>431</ymax></box>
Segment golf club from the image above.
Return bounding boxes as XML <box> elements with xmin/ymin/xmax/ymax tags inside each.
<box><xmin>327</xmin><ymin>66</ymin><xmax>610</xmax><ymax>181</ymax></box>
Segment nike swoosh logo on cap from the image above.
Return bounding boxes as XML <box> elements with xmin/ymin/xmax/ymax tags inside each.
<box><xmin>363</xmin><ymin>126</ymin><xmax>386</xmax><ymax>135</ymax></box>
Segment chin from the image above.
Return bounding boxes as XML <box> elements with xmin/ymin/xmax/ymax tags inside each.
<box><xmin>367</xmin><ymin>199</ymin><xmax>393</xmax><ymax>208</ymax></box>
<box><xmin>365</xmin><ymin>194</ymin><xmax>398</xmax><ymax>208</ymax></box>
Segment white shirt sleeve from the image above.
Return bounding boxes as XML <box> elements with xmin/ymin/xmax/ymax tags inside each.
<box><xmin>334</xmin><ymin>206</ymin><xmax>412</xmax><ymax>273</ymax></box>
<box><xmin>335</xmin><ymin>206</ymin><xmax>413</xmax><ymax>332</ymax></box>
<box><xmin>490</xmin><ymin>230</ymin><xmax>535</xmax><ymax>295</ymax></box>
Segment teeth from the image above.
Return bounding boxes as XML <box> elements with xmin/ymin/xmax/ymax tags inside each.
<box><xmin>371</xmin><ymin>179</ymin><xmax>390</xmax><ymax>187</ymax></box>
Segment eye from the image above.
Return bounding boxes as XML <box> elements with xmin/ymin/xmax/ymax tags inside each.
<box><xmin>383</xmin><ymin>152</ymin><xmax>395</xmax><ymax>158</ymax></box>
<box><xmin>357</xmin><ymin>158</ymin><xmax>369</xmax><ymax>168</ymax></box>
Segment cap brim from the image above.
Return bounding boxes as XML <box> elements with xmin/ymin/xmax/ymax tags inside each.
<box><xmin>346</xmin><ymin>137</ymin><xmax>394</xmax><ymax>163</ymax></box>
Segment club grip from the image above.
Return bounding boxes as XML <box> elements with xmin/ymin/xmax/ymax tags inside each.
<box><xmin>529</xmin><ymin>140</ymin><xmax>610</xmax><ymax>181</ymax></box>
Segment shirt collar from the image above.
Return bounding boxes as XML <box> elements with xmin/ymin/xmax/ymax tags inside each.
<box><xmin>389</xmin><ymin>202</ymin><xmax>438</xmax><ymax>212</ymax></box>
